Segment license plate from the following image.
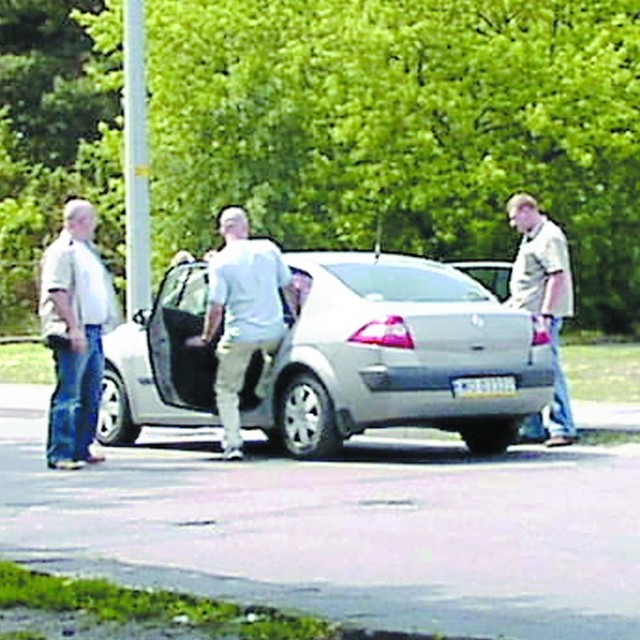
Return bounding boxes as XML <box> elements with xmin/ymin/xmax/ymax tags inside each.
<box><xmin>452</xmin><ymin>376</ymin><xmax>517</xmax><ymax>398</ymax></box>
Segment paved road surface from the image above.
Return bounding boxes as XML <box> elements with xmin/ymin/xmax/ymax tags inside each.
<box><xmin>1</xmin><ymin>384</ymin><xmax>640</xmax><ymax>640</ymax></box>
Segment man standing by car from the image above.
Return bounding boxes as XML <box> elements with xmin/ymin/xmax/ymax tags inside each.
<box><xmin>186</xmin><ymin>206</ymin><xmax>294</xmax><ymax>460</ymax></box>
<box><xmin>39</xmin><ymin>198</ymin><xmax>121</xmax><ymax>469</ymax></box>
<box><xmin>506</xmin><ymin>192</ymin><xmax>578</xmax><ymax>447</ymax></box>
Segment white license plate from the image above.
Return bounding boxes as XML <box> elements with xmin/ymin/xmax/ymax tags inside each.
<box><xmin>452</xmin><ymin>376</ymin><xmax>517</xmax><ymax>398</ymax></box>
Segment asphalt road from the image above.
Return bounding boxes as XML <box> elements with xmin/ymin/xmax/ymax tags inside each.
<box><xmin>1</xmin><ymin>384</ymin><xmax>640</xmax><ymax>640</ymax></box>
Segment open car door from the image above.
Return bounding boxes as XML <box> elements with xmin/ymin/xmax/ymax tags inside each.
<box><xmin>147</xmin><ymin>261</ymin><xmax>264</xmax><ymax>414</ymax></box>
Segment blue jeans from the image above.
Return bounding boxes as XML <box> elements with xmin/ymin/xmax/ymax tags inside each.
<box><xmin>47</xmin><ymin>325</ymin><xmax>104</xmax><ymax>464</ymax></box>
<box><xmin>520</xmin><ymin>318</ymin><xmax>577</xmax><ymax>440</ymax></box>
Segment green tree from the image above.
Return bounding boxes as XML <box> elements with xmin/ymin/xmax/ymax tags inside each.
<box><xmin>0</xmin><ymin>108</ymin><xmax>125</xmax><ymax>334</ymax></box>
<box><xmin>15</xmin><ymin>0</ymin><xmax>640</xmax><ymax>333</ymax></box>
<box><xmin>0</xmin><ymin>0</ymin><xmax>119</xmax><ymax>167</ymax></box>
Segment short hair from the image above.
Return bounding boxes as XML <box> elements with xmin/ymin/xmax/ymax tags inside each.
<box><xmin>218</xmin><ymin>205</ymin><xmax>248</xmax><ymax>231</ymax></box>
<box><xmin>506</xmin><ymin>193</ymin><xmax>538</xmax><ymax>212</ymax></box>
<box><xmin>63</xmin><ymin>199</ymin><xmax>94</xmax><ymax>223</ymax></box>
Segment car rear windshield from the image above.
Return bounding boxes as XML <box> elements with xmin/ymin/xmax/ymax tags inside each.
<box><xmin>326</xmin><ymin>262</ymin><xmax>491</xmax><ymax>303</ymax></box>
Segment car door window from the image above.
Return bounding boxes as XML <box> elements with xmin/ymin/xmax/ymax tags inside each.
<box><xmin>162</xmin><ymin>266</ymin><xmax>208</xmax><ymax>315</ymax></box>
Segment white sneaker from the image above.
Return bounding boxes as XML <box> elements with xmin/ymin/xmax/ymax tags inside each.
<box><xmin>48</xmin><ymin>459</ymin><xmax>85</xmax><ymax>471</ymax></box>
<box><xmin>223</xmin><ymin>448</ymin><xmax>244</xmax><ymax>461</ymax></box>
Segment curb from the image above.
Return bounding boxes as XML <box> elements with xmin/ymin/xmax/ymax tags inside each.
<box><xmin>0</xmin><ymin>336</ymin><xmax>41</xmax><ymax>345</ymax></box>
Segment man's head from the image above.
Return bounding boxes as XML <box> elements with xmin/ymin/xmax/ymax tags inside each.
<box><xmin>218</xmin><ymin>206</ymin><xmax>249</xmax><ymax>241</ymax></box>
<box><xmin>170</xmin><ymin>250</ymin><xmax>195</xmax><ymax>267</ymax></box>
<box><xmin>506</xmin><ymin>193</ymin><xmax>542</xmax><ymax>235</ymax></box>
<box><xmin>63</xmin><ymin>199</ymin><xmax>97</xmax><ymax>241</ymax></box>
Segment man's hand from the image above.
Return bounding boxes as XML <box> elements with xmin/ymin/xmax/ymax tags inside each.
<box><xmin>69</xmin><ymin>327</ymin><xmax>87</xmax><ymax>353</ymax></box>
<box><xmin>540</xmin><ymin>314</ymin><xmax>554</xmax><ymax>330</ymax></box>
<box><xmin>533</xmin><ymin>313</ymin><xmax>553</xmax><ymax>335</ymax></box>
<box><xmin>185</xmin><ymin>335</ymin><xmax>209</xmax><ymax>348</ymax></box>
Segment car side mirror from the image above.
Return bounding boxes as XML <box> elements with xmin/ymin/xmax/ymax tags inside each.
<box><xmin>132</xmin><ymin>308</ymin><xmax>151</xmax><ymax>327</ymax></box>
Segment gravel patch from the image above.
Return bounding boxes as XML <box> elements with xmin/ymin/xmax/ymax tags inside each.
<box><xmin>0</xmin><ymin>607</ymin><xmax>220</xmax><ymax>639</ymax></box>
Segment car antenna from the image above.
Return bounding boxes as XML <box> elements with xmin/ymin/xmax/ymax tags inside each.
<box><xmin>374</xmin><ymin>209</ymin><xmax>382</xmax><ymax>261</ymax></box>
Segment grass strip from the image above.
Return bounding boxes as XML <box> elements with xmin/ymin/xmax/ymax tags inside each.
<box><xmin>0</xmin><ymin>344</ymin><xmax>52</xmax><ymax>385</ymax></box>
<box><xmin>0</xmin><ymin>561</ymin><xmax>336</xmax><ymax>639</ymax></box>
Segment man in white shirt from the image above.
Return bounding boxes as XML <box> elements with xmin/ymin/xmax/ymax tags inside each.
<box><xmin>39</xmin><ymin>198</ymin><xmax>120</xmax><ymax>469</ymax></box>
<box><xmin>186</xmin><ymin>206</ymin><xmax>294</xmax><ymax>460</ymax></box>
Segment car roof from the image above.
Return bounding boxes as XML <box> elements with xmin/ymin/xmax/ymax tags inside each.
<box><xmin>285</xmin><ymin>250</ymin><xmax>447</xmax><ymax>269</ymax></box>
<box><xmin>448</xmin><ymin>260</ymin><xmax>513</xmax><ymax>269</ymax></box>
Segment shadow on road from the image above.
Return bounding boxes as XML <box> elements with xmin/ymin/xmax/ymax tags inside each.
<box><xmin>124</xmin><ymin>428</ymin><xmax>609</xmax><ymax>467</ymax></box>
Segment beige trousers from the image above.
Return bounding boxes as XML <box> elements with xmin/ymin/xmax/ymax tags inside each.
<box><xmin>214</xmin><ymin>337</ymin><xmax>282</xmax><ymax>452</ymax></box>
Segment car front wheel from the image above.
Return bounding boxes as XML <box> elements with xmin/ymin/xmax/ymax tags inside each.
<box><xmin>278</xmin><ymin>373</ymin><xmax>342</xmax><ymax>460</ymax></box>
<box><xmin>97</xmin><ymin>368</ymin><xmax>141</xmax><ymax>446</ymax></box>
<box><xmin>460</xmin><ymin>418</ymin><xmax>520</xmax><ymax>455</ymax></box>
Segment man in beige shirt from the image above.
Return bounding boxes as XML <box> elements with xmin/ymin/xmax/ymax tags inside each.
<box><xmin>40</xmin><ymin>198</ymin><xmax>120</xmax><ymax>469</ymax></box>
<box><xmin>506</xmin><ymin>193</ymin><xmax>578</xmax><ymax>447</ymax></box>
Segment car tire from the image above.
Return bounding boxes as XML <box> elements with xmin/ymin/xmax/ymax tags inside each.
<box><xmin>262</xmin><ymin>428</ymin><xmax>285</xmax><ymax>453</ymax></box>
<box><xmin>97</xmin><ymin>367</ymin><xmax>141</xmax><ymax>446</ymax></box>
<box><xmin>460</xmin><ymin>419</ymin><xmax>520</xmax><ymax>456</ymax></box>
<box><xmin>278</xmin><ymin>373</ymin><xmax>342</xmax><ymax>460</ymax></box>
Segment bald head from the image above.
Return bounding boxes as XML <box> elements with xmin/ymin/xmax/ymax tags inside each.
<box><xmin>63</xmin><ymin>199</ymin><xmax>97</xmax><ymax>241</ymax></box>
<box><xmin>64</xmin><ymin>199</ymin><xmax>93</xmax><ymax>222</ymax></box>
<box><xmin>218</xmin><ymin>206</ymin><xmax>249</xmax><ymax>241</ymax></box>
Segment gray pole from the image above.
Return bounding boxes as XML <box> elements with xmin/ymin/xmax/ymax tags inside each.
<box><xmin>124</xmin><ymin>0</ymin><xmax>152</xmax><ymax>319</ymax></box>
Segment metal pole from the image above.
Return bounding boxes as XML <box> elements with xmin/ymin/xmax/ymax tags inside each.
<box><xmin>124</xmin><ymin>0</ymin><xmax>151</xmax><ymax>319</ymax></box>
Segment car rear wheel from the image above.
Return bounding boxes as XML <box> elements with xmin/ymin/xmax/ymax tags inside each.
<box><xmin>97</xmin><ymin>368</ymin><xmax>141</xmax><ymax>445</ymax></box>
<box><xmin>460</xmin><ymin>419</ymin><xmax>520</xmax><ymax>455</ymax></box>
<box><xmin>278</xmin><ymin>373</ymin><xmax>342</xmax><ymax>459</ymax></box>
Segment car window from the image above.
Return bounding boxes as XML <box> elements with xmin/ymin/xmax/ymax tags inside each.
<box><xmin>162</xmin><ymin>264</ymin><xmax>208</xmax><ymax>315</ymax></box>
<box><xmin>456</xmin><ymin>266</ymin><xmax>511</xmax><ymax>302</ymax></box>
<box><xmin>325</xmin><ymin>262</ymin><xmax>491</xmax><ymax>302</ymax></box>
<box><xmin>292</xmin><ymin>269</ymin><xmax>313</xmax><ymax>310</ymax></box>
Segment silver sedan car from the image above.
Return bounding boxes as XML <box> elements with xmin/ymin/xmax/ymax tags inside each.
<box><xmin>98</xmin><ymin>252</ymin><xmax>553</xmax><ymax>459</ymax></box>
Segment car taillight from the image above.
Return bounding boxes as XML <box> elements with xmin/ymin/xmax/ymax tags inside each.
<box><xmin>531</xmin><ymin>315</ymin><xmax>551</xmax><ymax>346</ymax></box>
<box><xmin>348</xmin><ymin>315</ymin><xmax>415</xmax><ymax>349</ymax></box>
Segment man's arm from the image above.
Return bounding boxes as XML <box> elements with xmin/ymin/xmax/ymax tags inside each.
<box><xmin>48</xmin><ymin>289</ymin><xmax>86</xmax><ymax>353</ymax></box>
<box><xmin>541</xmin><ymin>270</ymin><xmax>568</xmax><ymax>317</ymax></box>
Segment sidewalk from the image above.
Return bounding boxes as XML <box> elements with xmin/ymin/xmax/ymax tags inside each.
<box><xmin>571</xmin><ymin>399</ymin><xmax>640</xmax><ymax>431</ymax></box>
<box><xmin>1</xmin><ymin>383</ymin><xmax>639</xmax><ymax>432</ymax></box>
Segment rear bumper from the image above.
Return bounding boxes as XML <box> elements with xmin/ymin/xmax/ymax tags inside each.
<box><xmin>359</xmin><ymin>365</ymin><xmax>553</xmax><ymax>392</ymax></box>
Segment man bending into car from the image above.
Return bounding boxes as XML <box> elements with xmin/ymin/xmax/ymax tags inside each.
<box><xmin>186</xmin><ymin>206</ymin><xmax>295</xmax><ymax>460</ymax></box>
